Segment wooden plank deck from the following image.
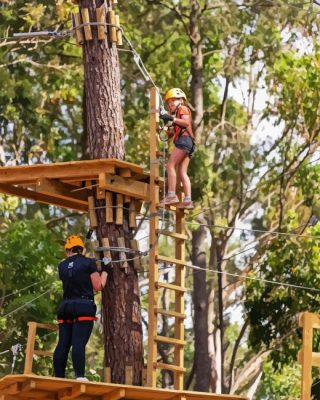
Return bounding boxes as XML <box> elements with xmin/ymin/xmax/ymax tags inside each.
<box><xmin>0</xmin><ymin>374</ymin><xmax>248</xmax><ymax>400</ymax></box>
<box><xmin>0</xmin><ymin>159</ymin><xmax>150</xmax><ymax>211</ymax></box>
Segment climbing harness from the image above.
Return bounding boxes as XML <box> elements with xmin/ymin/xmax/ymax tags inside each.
<box><xmin>58</xmin><ymin>316</ymin><xmax>97</xmax><ymax>324</ymax></box>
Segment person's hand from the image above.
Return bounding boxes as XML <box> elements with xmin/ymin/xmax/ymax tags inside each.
<box><xmin>160</xmin><ymin>112</ymin><xmax>174</xmax><ymax>124</ymax></box>
<box><xmin>101</xmin><ymin>258</ymin><xmax>113</xmax><ymax>275</ymax></box>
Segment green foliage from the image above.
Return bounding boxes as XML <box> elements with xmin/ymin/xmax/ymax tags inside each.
<box><xmin>0</xmin><ymin>0</ymin><xmax>83</xmax><ymax>164</ymax></box>
<box><xmin>0</xmin><ymin>215</ymin><xmax>62</xmax><ymax>376</ymax></box>
<box><xmin>256</xmin><ymin>360</ymin><xmax>301</xmax><ymax>400</ymax></box>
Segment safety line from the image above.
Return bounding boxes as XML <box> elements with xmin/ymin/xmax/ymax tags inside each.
<box><xmin>1</xmin><ymin>288</ymin><xmax>54</xmax><ymax>318</ymax></box>
<box><xmin>0</xmin><ymin>279</ymin><xmax>50</xmax><ymax>301</ymax></box>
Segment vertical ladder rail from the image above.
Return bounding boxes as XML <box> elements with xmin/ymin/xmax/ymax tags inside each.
<box><xmin>174</xmin><ymin>208</ymin><xmax>186</xmax><ymax>390</ymax></box>
<box><xmin>147</xmin><ymin>87</ymin><xmax>160</xmax><ymax>387</ymax></box>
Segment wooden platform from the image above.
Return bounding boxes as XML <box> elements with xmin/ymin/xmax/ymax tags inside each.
<box><xmin>0</xmin><ymin>374</ymin><xmax>248</xmax><ymax>400</ymax></box>
<box><xmin>0</xmin><ymin>159</ymin><xmax>149</xmax><ymax>212</ymax></box>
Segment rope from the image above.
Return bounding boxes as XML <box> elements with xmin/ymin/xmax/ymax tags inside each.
<box><xmin>1</xmin><ymin>287</ymin><xmax>54</xmax><ymax>318</ymax></box>
<box><xmin>0</xmin><ymin>279</ymin><xmax>50</xmax><ymax>301</ymax></box>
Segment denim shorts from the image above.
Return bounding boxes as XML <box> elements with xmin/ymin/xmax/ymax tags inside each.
<box><xmin>175</xmin><ymin>135</ymin><xmax>196</xmax><ymax>158</ymax></box>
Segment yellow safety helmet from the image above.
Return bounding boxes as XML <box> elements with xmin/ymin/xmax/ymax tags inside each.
<box><xmin>164</xmin><ymin>88</ymin><xmax>187</xmax><ymax>102</ymax></box>
<box><xmin>64</xmin><ymin>235</ymin><xmax>84</xmax><ymax>249</ymax></box>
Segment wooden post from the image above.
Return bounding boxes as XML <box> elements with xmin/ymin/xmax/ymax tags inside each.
<box><xmin>104</xmin><ymin>367</ymin><xmax>111</xmax><ymax>383</ymax></box>
<box><xmin>299</xmin><ymin>312</ymin><xmax>313</xmax><ymax>400</ymax></box>
<box><xmin>88</xmin><ymin>196</ymin><xmax>98</xmax><ymax>229</ymax></box>
<box><xmin>130</xmin><ymin>239</ymin><xmax>141</xmax><ymax>271</ymax></box>
<box><xmin>115</xmin><ymin>15</ymin><xmax>123</xmax><ymax>46</ymax></box>
<box><xmin>72</xmin><ymin>13</ymin><xmax>84</xmax><ymax>45</ymax></box>
<box><xmin>125</xmin><ymin>366</ymin><xmax>133</xmax><ymax>385</ymax></box>
<box><xmin>96</xmin><ymin>6</ymin><xmax>106</xmax><ymax>41</ymax></box>
<box><xmin>105</xmin><ymin>192</ymin><xmax>113</xmax><ymax>223</ymax></box>
<box><xmin>129</xmin><ymin>200</ymin><xmax>136</xmax><ymax>228</ymax></box>
<box><xmin>24</xmin><ymin>322</ymin><xmax>37</xmax><ymax>374</ymax></box>
<box><xmin>117</xmin><ymin>237</ymin><xmax>128</xmax><ymax>270</ymax></box>
<box><xmin>173</xmin><ymin>208</ymin><xmax>185</xmax><ymax>390</ymax></box>
<box><xmin>116</xmin><ymin>194</ymin><xmax>123</xmax><ymax>225</ymax></box>
<box><xmin>102</xmin><ymin>238</ymin><xmax>111</xmax><ymax>259</ymax></box>
<box><xmin>81</xmin><ymin>8</ymin><xmax>93</xmax><ymax>41</ymax></box>
<box><xmin>146</xmin><ymin>87</ymin><xmax>160</xmax><ymax>387</ymax></box>
<box><xmin>108</xmin><ymin>11</ymin><xmax>117</xmax><ymax>43</ymax></box>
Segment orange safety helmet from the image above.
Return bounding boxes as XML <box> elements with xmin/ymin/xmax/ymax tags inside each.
<box><xmin>164</xmin><ymin>88</ymin><xmax>187</xmax><ymax>102</ymax></box>
<box><xmin>64</xmin><ymin>235</ymin><xmax>84</xmax><ymax>249</ymax></box>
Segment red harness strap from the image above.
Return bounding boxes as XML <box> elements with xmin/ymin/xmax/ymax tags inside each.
<box><xmin>58</xmin><ymin>316</ymin><xmax>97</xmax><ymax>324</ymax></box>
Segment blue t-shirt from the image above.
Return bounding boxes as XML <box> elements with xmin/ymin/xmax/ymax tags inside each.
<box><xmin>58</xmin><ymin>254</ymin><xmax>97</xmax><ymax>300</ymax></box>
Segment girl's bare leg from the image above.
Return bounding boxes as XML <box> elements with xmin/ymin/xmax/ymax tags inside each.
<box><xmin>177</xmin><ymin>155</ymin><xmax>191</xmax><ymax>198</ymax></box>
<box><xmin>166</xmin><ymin>147</ymin><xmax>188</xmax><ymax>193</ymax></box>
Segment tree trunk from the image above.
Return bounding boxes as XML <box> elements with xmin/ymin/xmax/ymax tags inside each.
<box><xmin>81</xmin><ymin>0</ymin><xmax>143</xmax><ymax>384</ymax></box>
<box><xmin>192</xmin><ymin>223</ymin><xmax>211</xmax><ymax>391</ymax></box>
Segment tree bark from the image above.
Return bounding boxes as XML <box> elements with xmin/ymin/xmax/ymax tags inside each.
<box><xmin>81</xmin><ymin>0</ymin><xmax>143</xmax><ymax>384</ymax></box>
<box><xmin>192</xmin><ymin>223</ymin><xmax>211</xmax><ymax>391</ymax></box>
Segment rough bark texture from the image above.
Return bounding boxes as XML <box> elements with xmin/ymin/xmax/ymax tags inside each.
<box><xmin>81</xmin><ymin>0</ymin><xmax>143</xmax><ymax>384</ymax></box>
<box><xmin>191</xmin><ymin>224</ymin><xmax>211</xmax><ymax>391</ymax></box>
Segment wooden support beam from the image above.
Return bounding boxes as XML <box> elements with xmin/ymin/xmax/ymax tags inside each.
<box><xmin>0</xmin><ymin>160</ymin><xmax>142</xmax><ymax>184</ymax></box>
<box><xmin>102</xmin><ymin>238</ymin><xmax>111</xmax><ymax>258</ymax></box>
<box><xmin>115</xmin><ymin>14</ymin><xmax>123</xmax><ymax>46</ymax></box>
<box><xmin>96</xmin><ymin>6</ymin><xmax>106</xmax><ymax>40</ymax></box>
<box><xmin>108</xmin><ymin>10</ymin><xmax>117</xmax><ymax>43</ymax></box>
<box><xmin>117</xmin><ymin>237</ymin><xmax>128</xmax><ymax>269</ymax></box>
<box><xmin>88</xmin><ymin>196</ymin><xmax>98</xmax><ymax>229</ymax></box>
<box><xmin>99</xmin><ymin>173</ymin><xmax>149</xmax><ymax>200</ymax></box>
<box><xmin>4</xmin><ymin>383</ymin><xmax>20</xmax><ymax>395</ymax></box>
<box><xmin>24</xmin><ymin>322</ymin><xmax>37</xmax><ymax>374</ymax></box>
<box><xmin>116</xmin><ymin>194</ymin><xmax>123</xmax><ymax>225</ymax></box>
<box><xmin>0</xmin><ymin>183</ymin><xmax>88</xmax><ymax>212</ymax></box>
<box><xmin>147</xmin><ymin>86</ymin><xmax>160</xmax><ymax>388</ymax></box>
<box><xmin>35</xmin><ymin>178</ymin><xmax>89</xmax><ymax>205</ymax></box>
<box><xmin>155</xmin><ymin>335</ymin><xmax>186</xmax><ymax>346</ymax></box>
<box><xmin>299</xmin><ymin>312</ymin><xmax>314</xmax><ymax>400</ymax></box>
<box><xmin>129</xmin><ymin>200</ymin><xmax>136</xmax><ymax>228</ymax></box>
<box><xmin>154</xmin><ymin>362</ymin><xmax>186</xmax><ymax>373</ymax></box>
<box><xmin>80</xmin><ymin>8</ymin><xmax>92</xmax><ymax>40</ymax></box>
<box><xmin>34</xmin><ymin>350</ymin><xmax>54</xmax><ymax>357</ymax></box>
<box><xmin>105</xmin><ymin>192</ymin><xmax>113</xmax><ymax>223</ymax></box>
<box><xmin>119</xmin><ymin>168</ymin><xmax>131</xmax><ymax>178</ymax></box>
<box><xmin>130</xmin><ymin>239</ymin><xmax>141</xmax><ymax>271</ymax></box>
<box><xmin>125</xmin><ymin>366</ymin><xmax>133</xmax><ymax>385</ymax></box>
<box><xmin>21</xmin><ymin>379</ymin><xmax>36</xmax><ymax>392</ymax></box>
<box><xmin>72</xmin><ymin>13</ymin><xmax>84</xmax><ymax>45</ymax></box>
<box><xmin>59</xmin><ymin>383</ymin><xmax>86</xmax><ymax>400</ymax></box>
<box><xmin>96</xmin><ymin>186</ymin><xmax>105</xmax><ymax>200</ymax></box>
<box><xmin>104</xmin><ymin>367</ymin><xmax>111</xmax><ymax>383</ymax></box>
<box><xmin>101</xmin><ymin>388</ymin><xmax>125</xmax><ymax>400</ymax></box>
<box><xmin>155</xmin><ymin>308</ymin><xmax>186</xmax><ymax>319</ymax></box>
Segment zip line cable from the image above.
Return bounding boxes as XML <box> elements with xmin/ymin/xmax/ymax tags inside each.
<box><xmin>0</xmin><ymin>287</ymin><xmax>54</xmax><ymax>319</ymax></box>
<box><xmin>0</xmin><ymin>279</ymin><xmax>50</xmax><ymax>301</ymax></box>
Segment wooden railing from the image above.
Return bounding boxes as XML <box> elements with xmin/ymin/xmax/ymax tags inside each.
<box><xmin>24</xmin><ymin>321</ymin><xmax>58</xmax><ymax>374</ymax></box>
<box><xmin>298</xmin><ymin>312</ymin><xmax>320</xmax><ymax>400</ymax></box>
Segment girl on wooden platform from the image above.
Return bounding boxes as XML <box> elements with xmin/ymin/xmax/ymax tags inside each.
<box><xmin>159</xmin><ymin>88</ymin><xmax>195</xmax><ymax>209</ymax></box>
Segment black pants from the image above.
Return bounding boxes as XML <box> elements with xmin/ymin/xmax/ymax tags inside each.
<box><xmin>53</xmin><ymin>299</ymin><xmax>96</xmax><ymax>378</ymax></box>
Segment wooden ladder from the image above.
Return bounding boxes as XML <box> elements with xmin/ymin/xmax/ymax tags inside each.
<box><xmin>147</xmin><ymin>87</ymin><xmax>187</xmax><ymax>390</ymax></box>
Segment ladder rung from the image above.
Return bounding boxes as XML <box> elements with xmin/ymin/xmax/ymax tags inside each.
<box><xmin>156</xmin><ymin>230</ymin><xmax>188</xmax><ymax>240</ymax></box>
<box><xmin>157</xmin><ymin>255</ymin><xmax>186</xmax><ymax>266</ymax></box>
<box><xmin>156</xmin><ymin>282</ymin><xmax>187</xmax><ymax>292</ymax></box>
<box><xmin>155</xmin><ymin>308</ymin><xmax>186</xmax><ymax>319</ymax></box>
<box><xmin>154</xmin><ymin>362</ymin><xmax>186</xmax><ymax>373</ymax></box>
<box><xmin>155</xmin><ymin>336</ymin><xmax>186</xmax><ymax>346</ymax></box>
<box><xmin>34</xmin><ymin>350</ymin><xmax>53</xmax><ymax>357</ymax></box>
